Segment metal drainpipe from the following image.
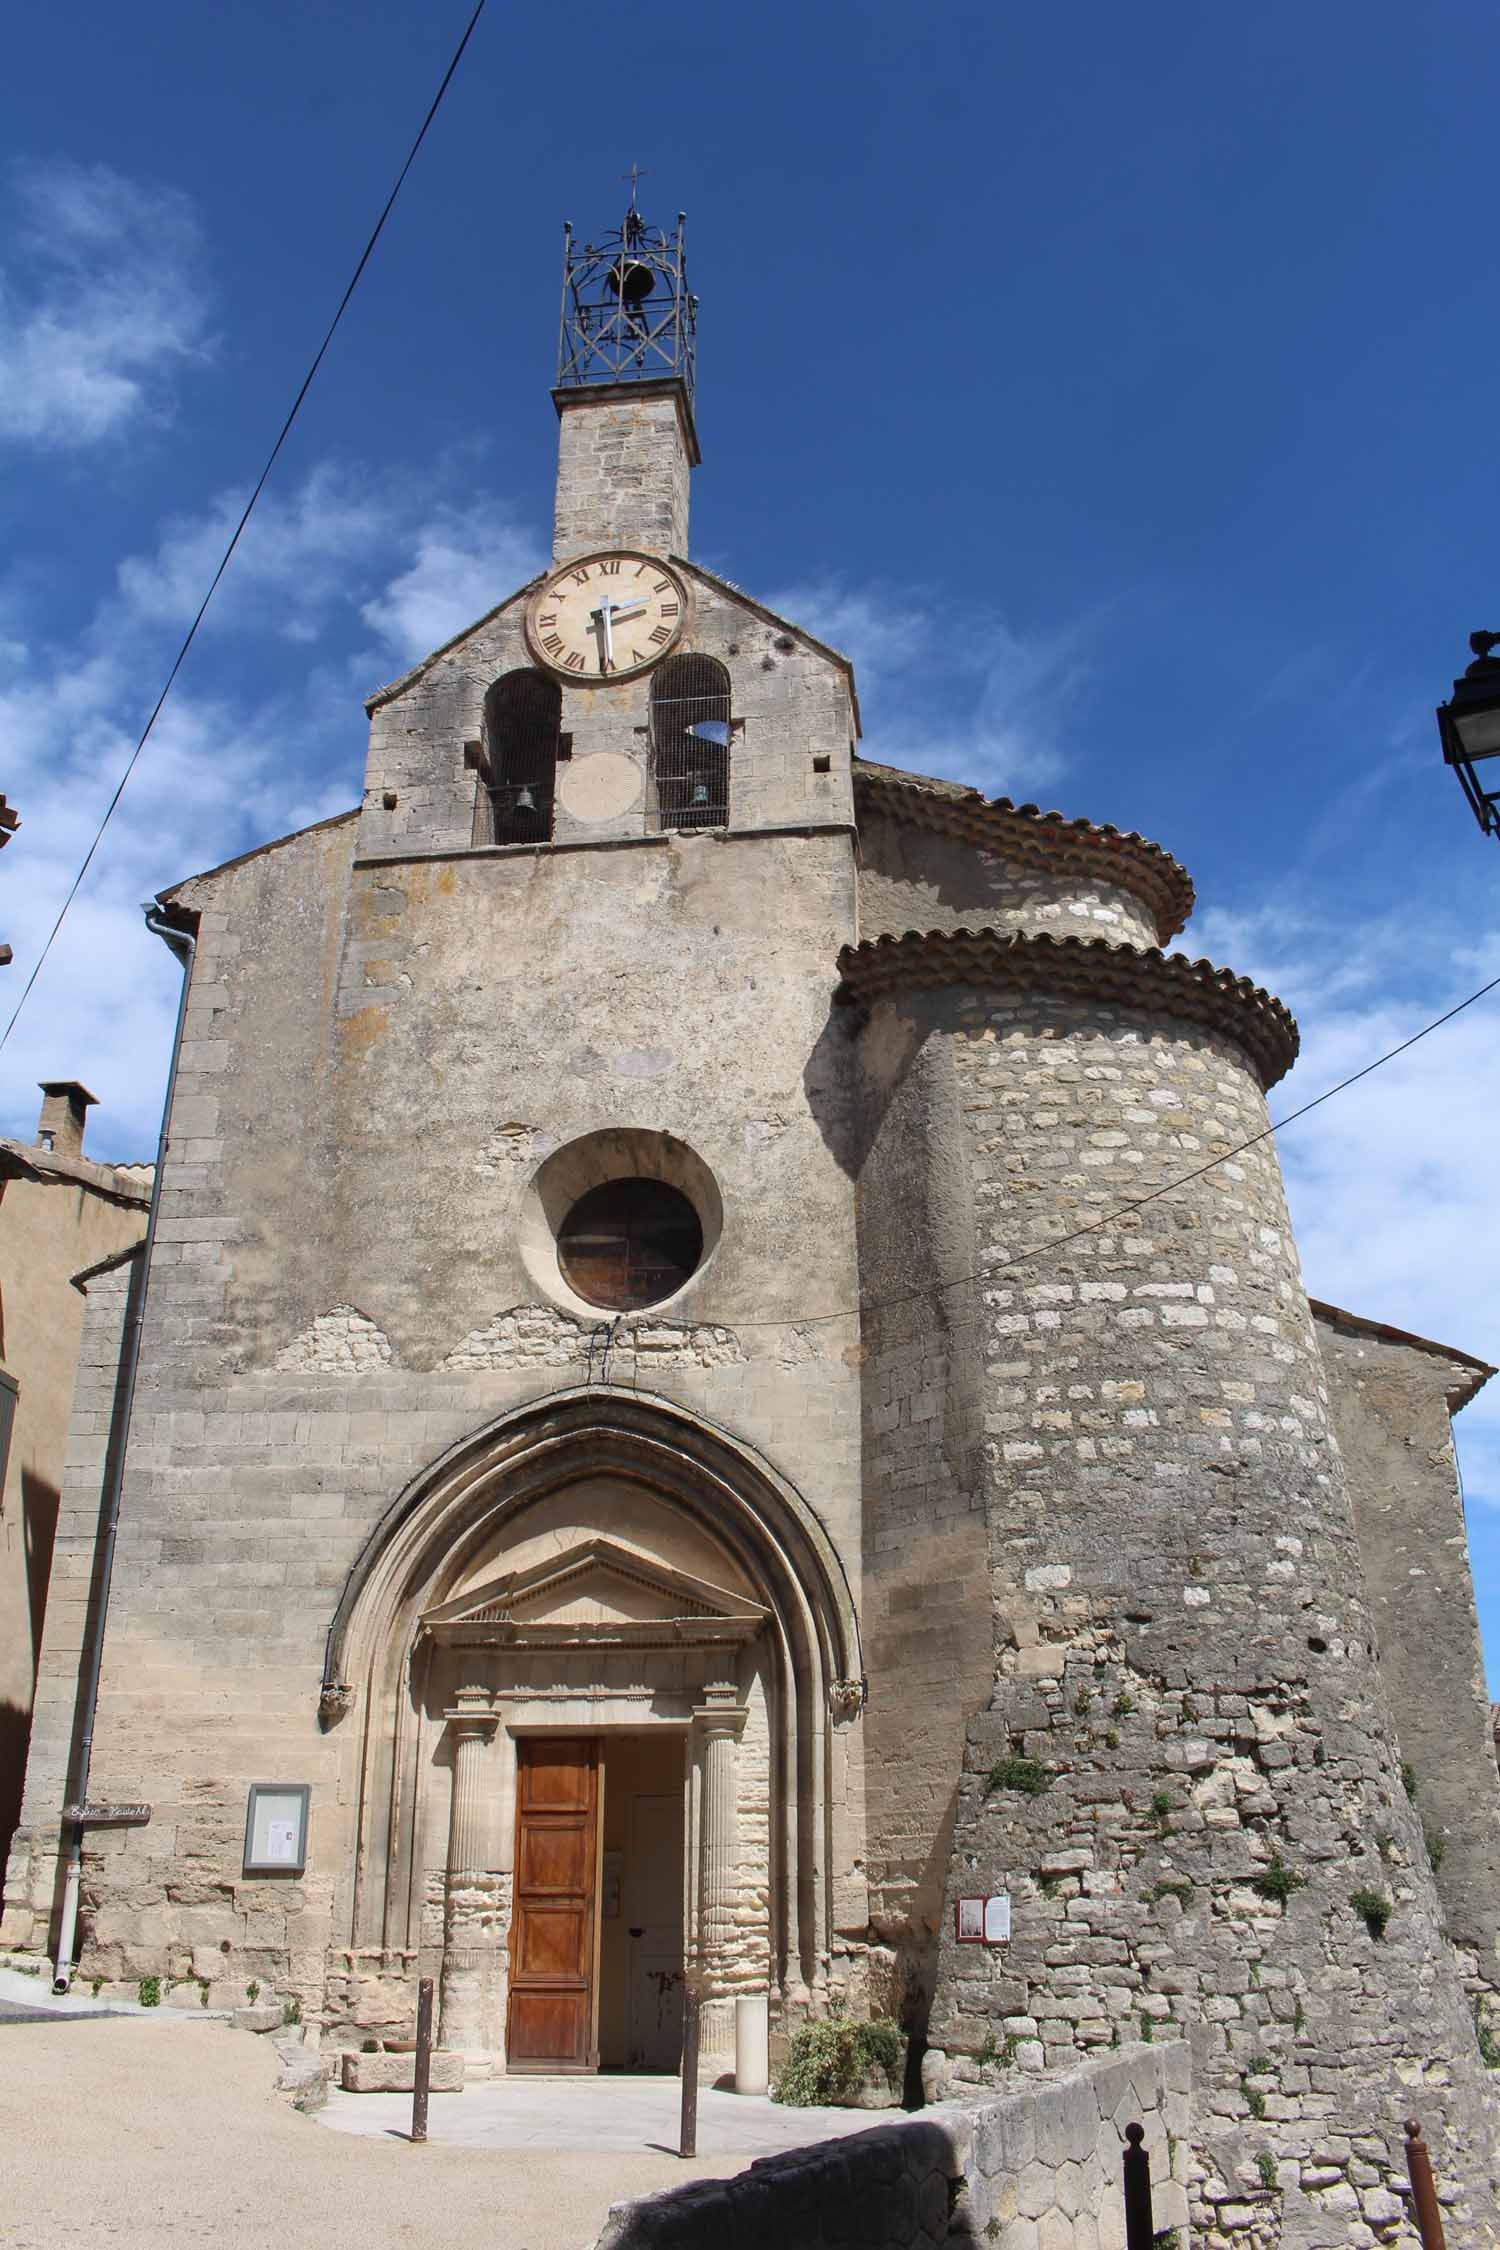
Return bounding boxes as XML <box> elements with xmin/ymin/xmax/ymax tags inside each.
<box><xmin>51</xmin><ymin>905</ymin><xmax>196</xmax><ymax>1993</ymax></box>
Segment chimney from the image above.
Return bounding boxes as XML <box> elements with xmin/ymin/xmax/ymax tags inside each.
<box><xmin>36</xmin><ymin>1081</ymin><xmax>97</xmax><ymax>1159</ymax></box>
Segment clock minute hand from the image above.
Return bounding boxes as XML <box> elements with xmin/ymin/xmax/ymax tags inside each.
<box><xmin>590</xmin><ymin>598</ymin><xmax>615</xmax><ymax>670</ymax></box>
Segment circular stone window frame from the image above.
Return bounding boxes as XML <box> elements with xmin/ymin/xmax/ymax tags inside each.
<box><xmin>519</xmin><ymin>1128</ymin><xmax>724</xmax><ymax>1322</ymax></box>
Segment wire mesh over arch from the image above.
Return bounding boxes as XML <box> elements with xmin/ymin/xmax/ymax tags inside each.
<box><xmin>483</xmin><ymin>669</ymin><xmax>561</xmax><ymax>845</ymax></box>
<box><xmin>649</xmin><ymin>654</ymin><xmax>731</xmax><ymax>832</ymax></box>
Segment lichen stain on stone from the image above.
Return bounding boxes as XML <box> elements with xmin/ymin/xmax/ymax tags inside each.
<box><xmin>338</xmin><ymin>1005</ymin><xmax>388</xmax><ymax>1055</ymax></box>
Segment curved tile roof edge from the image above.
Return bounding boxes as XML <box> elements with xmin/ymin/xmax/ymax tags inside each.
<box><xmin>853</xmin><ymin>764</ymin><xmax>1196</xmax><ymax>946</ymax></box>
<box><xmin>837</xmin><ymin>926</ymin><xmax>1299</xmax><ymax>1091</ymax></box>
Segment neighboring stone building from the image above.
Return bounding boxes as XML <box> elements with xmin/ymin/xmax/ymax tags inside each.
<box><xmin>0</xmin><ymin>1083</ymin><xmax>150</xmax><ymax>1872</ymax></box>
<box><xmin>4</xmin><ymin>196</ymin><xmax>1499</xmax><ymax>2237</ymax></box>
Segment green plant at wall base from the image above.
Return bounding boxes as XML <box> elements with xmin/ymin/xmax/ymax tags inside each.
<box><xmin>1246</xmin><ymin>2052</ymin><xmax>1271</xmax><ymax>2075</ymax></box>
<box><xmin>1153</xmin><ymin>2230</ymin><xmax>1181</xmax><ymax>2248</ymax></box>
<box><xmin>138</xmin><ymin>1976</ymin><xmax>161</xmax><ymax>2008</ymax></box>
<box><xmin>1138</xmin><ymin>2013</ymin><xmax>1154</xmax><ymax>2043</ymax></box>
<box><xmin>89</xmin><ymin>1977</ymin><xmax>103</xmax><ymax>1998</ymax></box>
<box><xmin>1149</xmin><ymin>1880</ymin><xmax>1193</xmax><ymax>1908</ymax></box>
<box><xmin>1074</xmin><ymin>1690</ymin><xmax>1093</xmax><ymax>1715</ymax></box>
<box><xmin>985</xmin><ymin>2222</ymin><xmax>1002</xmax><ymax>2244</ymax></box>
<box><xmin>198</xmin><ymin>1979</ymin><xmax>211</xmax><ymax>2008</ymax></box>
<box><xmin>1250</xmin><ymin>1856</ymin><xmax>1305</xmax><ymax>1904</ymax></box>
<box><xmin>1425</xmin><ymin>1829</ymin><xmax>1446</xmax><ymax>1874</ymax></box>
<box><xmin>1256</xmin><ymin>2150</ymin><xmax>1278</xmax><ymax>2191</ymax></box>
<box><xmin>246</xmin><ymin>1981</ymin><xmax>260</xmax><ymax>2004</ymax></box>
<box><xmin>1401</xmin><ymin>1761</ymin><xmax>1417</xmax><ymax>1800</ymax></box>
<box><xmin>1245</xmin><ymin>2084</ymin><xmax>1267</xmax><ymax>2120</ymax></box>
<box><xmin>975</xmin><ymin>2027</ymin><xmax>1019</xmax><ymax>2078</ymax></box>
<box><xmin>1112</xmin><ymin>1692</ymin><xmax>1135</xmax><ymax>1717</ymax></box>
<box><xmin>281</xmin><ymin>1997</ymin><xmax>302</xmax><ymax>2027</ymax></box>
<box><xmin>1104</xmin><ymin>1728</ymin><xmax>1120</xmax><ymax>1750</ymax></box>
<box><xmin>1149</xmin><ymin>1789</ymin><xmax>1172</xmax><ymax>1829</ymax></box>
<box><xmin>772</xmin><ymin>2015</ymin><xmax>904</xmax><ymax>2107</ymax></box>
<box><xmin>1350</xmin><ymin>1888</ymin><xmax>1391</xmax><ymax>1940</ymax></box>
<box><xmin>984</xmin><ymin>1756</ymin><xmax>1049</xmax><ymax>1798</ymax></box>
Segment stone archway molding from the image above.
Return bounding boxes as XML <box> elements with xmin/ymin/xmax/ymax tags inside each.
<box><xmin>322</xmin><ymin>1384</ymin><xmax>863</xmax><ymax>1705</ymax></box>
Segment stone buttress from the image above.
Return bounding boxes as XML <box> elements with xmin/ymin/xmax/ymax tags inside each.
<box><xmin>846</xmin><ymin>763</ymin><xmax>1500</xmax><ymax>2244</ymax></box>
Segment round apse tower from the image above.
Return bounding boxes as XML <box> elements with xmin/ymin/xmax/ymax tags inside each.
<box><xmin>845</xmin><ymin>763</ymin><xmax>1498</xmax><ymax>2239</ymax></box>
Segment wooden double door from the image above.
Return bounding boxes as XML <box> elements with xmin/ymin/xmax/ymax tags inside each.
<box><xmin>508</xmin><ymin>1737</ymin><xmax>601</xmax><ymax>2071</ymax></box>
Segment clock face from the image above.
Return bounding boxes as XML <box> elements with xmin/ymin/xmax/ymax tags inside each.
<box><xmin>525</xmin><ymin>551</ymin><xmax>687</xmax><ymax>681</ymax></box>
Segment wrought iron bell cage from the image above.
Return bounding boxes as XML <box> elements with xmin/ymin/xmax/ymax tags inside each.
<box><xmin>556</xmin><ymin>201</ymin><xmax>696</xmax><ymax>401</ymax></box>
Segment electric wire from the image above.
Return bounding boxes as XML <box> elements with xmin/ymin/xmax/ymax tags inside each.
<box><xmin>0</xmin><ymin>0</ymin><xmax>489</xmax><ymax>1056</ymax></box>
<box><xmin>726</xmin><ymin>965</ymin><xmax>1500</xmax><ymax>1331</ymax></box>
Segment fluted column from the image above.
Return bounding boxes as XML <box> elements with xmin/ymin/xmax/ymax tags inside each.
<box><xmin>438</xmin><ymin>1685</ymin><xmax>500</xmax><ymax>2061</ymax></box>
<box><xmin>692</xmin><ymin>1679</ymin><xmax>748</xmax><ymax>2082</ymax></box>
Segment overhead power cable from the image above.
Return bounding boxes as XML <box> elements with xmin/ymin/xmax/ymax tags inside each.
<box><xmin>0</xmin><ymin>0</ymin><xmax>488</xmax><ymax>1056</ymax></box>
<box><xmin>727</xmin><ymin>965</ymin><xmax>1500</xmax><ymax>1332</ymax></box>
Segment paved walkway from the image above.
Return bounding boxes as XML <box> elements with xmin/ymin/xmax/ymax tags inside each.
<box><xmin>0</xmin><ymin>2005</ymin><xmax>882</xmax><ymax>2250</ymax></box>
<box><xmin>318</xmin><ymin>2067</ymin><xmax>879</xmax><ymax>2155</ymax></box>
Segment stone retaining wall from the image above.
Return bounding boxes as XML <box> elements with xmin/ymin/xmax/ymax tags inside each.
<box><xmin>589</xmin><ymin>2042</ymin><xmax>1190</xmax><ymax>2250</ymax></box>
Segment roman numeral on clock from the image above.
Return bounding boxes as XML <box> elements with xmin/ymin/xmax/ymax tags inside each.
<box><xmin>597</xmin><ymin>559</ymin><xmax>620</xmax><ymax>575</ymax></box>
<box><xmin>542</xmin><ymin>633</ymin><xmax>564</xmax><ymax>656</ymax></box>
<box><xmin>649</xmin><ymin>625</ymin><xmax>670</xmax><ymax>646</ymax></box>
<box><xmin>563</xmin><ymin>651</ymin><xmax>585</xmax><ymax>672</ymax></box>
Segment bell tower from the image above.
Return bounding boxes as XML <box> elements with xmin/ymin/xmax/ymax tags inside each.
<box><xmin>550</xmin><ymin>183</ymin><xmax>700</xmax><ymax>564</ymax></box>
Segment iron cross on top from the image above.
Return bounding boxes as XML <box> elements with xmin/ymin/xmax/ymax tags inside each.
<box><xmin>622</xmin><ymin>162</ymin><xmax>648</xmax><ymax>208</ymax></box>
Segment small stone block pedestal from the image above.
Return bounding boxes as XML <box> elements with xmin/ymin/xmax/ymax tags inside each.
<box><xmin>340</xmin><ymin>2050</ymin><xmax>467</xmax><ymax>2093</ymax></box>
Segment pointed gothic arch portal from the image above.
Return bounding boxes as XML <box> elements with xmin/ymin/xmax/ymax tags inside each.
<box><xmin>323</xmin><ymin>1388</ymin><xmax>863</xmax><ymax>2077</ymax></box>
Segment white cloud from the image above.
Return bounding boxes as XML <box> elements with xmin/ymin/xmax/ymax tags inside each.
<box><xmin>767</xmin><ymin>575</ymin><xmax>1085</xmax><ymax>797</ymax></box>
<box><xmin>0</xmin><ymin>160</ymin><xmax>213</xmax><ymax>448</ymax></box>
<box><xmin>0</xmin><ymin>460</ymin><xmax>543</xmax><ymax>1157</ymax></box>
<box><xmin>361</xmin><ymin>506</ymin><xmax>543</xmax><ymax>666</ymax></box>
<box><xmin>1191</xmin><ymin>896</ymin><xmax>1500</xmax><ymax>1539</ymax></box>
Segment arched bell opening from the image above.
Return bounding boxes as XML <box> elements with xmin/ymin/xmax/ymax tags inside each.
<box><xmin>322</xmin><ymin>1390</ymin><xmax>862</xmax><ymax>2077</ymax></box>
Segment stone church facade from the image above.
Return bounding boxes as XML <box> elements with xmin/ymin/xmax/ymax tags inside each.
<box><xmin>5</xmin><ymin>201</ymin><xmax>1500</xmax><ymax>2234</ymax></box>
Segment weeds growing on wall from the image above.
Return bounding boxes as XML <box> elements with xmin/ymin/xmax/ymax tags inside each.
<box><xmin>984</xmin><ymin>1756</ymin><xmax>1049</xmax><ymax>1798</ymax></box>
<box><xmin>772</xmin><ymin>2013</ymin><xmax>904</xmax><ymax>2107</ymax></box>
<box><xmin>137</xmin><ymin>1976</ymin><xmax>161</xmax><ymax>2007</ymax></box>
<box><xmin>1249</xmin><ymin>1855</ymin><xmax>1305</xmax><ymax>1904</ymax></box>
<box><xmin>1350</xmin><ymin>1888</ymin><xmax>1391</xmax><ymax>1940</ymax></box>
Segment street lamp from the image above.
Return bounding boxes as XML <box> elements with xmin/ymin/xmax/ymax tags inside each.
<box><xmin>1437</xmin><ymin>630</ymin><xmax>1500</xmax><ymax>837</ymax></box>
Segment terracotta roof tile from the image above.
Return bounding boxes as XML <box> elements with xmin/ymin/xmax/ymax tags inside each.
<box><xmin>837</xmin><ymin>926</ymin><xmax>1299</xmax><ymax>1090</ymax></box>
<box><xmin>854</xmin><ymin>762</ymin><xmax>1195</xmax><ymax>945</ymax></box>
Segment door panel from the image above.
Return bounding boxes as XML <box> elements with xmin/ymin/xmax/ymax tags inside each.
<box><xmin>508</xmin><ymin>1737</ymin><xmax>599</xmax><ymax>2071</ymax></box>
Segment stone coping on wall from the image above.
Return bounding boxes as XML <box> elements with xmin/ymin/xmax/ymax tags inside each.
<box><xmin>854</xmin><ymin>762</ymin><xmax>1196</xmax><ymax>946</ymax></box>
<box><xmin>838</xmin><ymin>925</ymin><xmax>1300</xmax><ymax>1091</ymax></box>
<box><xmin>589</xmin><ymin>2041</ymin><xmax>1190</xmax><ymax>2250</ymax></box>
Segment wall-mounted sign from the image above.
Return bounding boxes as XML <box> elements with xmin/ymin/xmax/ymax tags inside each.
<box><xmin>63</xmin><ymin>1801</ymin><xmax>151</xmax><ymax>1827</ymax></box>
<box><xmin>243</xmin><ymin>1783</ymin><xmax>310</xmax><ymax>1875</ymax></box>
<box><xmin>956</xmin><ymin>1893</ymin><xmax>1011</xmax><ymax>1944</ymax></box>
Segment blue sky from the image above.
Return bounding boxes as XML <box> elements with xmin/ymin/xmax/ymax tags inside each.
<box><xmin>4</xmin><ymin>3</ymin><xmax>1500</xmax><ymax>1674</ymax></box>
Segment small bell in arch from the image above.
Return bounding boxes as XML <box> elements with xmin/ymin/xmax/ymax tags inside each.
<box><xmin>513</xmin><ymin>785</ymin><xmax>537</xmax><ymax>816</ymax></box>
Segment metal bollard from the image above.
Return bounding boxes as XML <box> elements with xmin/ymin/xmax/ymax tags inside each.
<box><xmin>1404</xmin><ymin>2120</ymin><xmax>1447</xmax><ymax>2250</ymax></box>
<box><xmin>1122</xmin><ymin>2121</ymin><xmax>1154</xmax><ymax>2250</ymax></box>
<box><xmin>411</xmin><ymin>1976</ymin><xmax>434</xmax><ymax>2145</ymax></box>
<box><xmin>678</xmin><ymin>1979</ymin><xmax>701</xmax><ymax>2159</ymax></box>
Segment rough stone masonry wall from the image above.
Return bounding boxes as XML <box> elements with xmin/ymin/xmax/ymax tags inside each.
<box><xmin>1314</xmin><ymin>1310</ymin><xmax>1500</xmax><ymax>2018</ymax></box>
<box><xmin>589</xmin><ymin>2040</ymin><xmax>1189</xmax><ymax>2250</ymax></box>
<box><xmin>855</xmin><ymin>983</ymin><xmax>1499</xmax><ymax>2245</ymax></box>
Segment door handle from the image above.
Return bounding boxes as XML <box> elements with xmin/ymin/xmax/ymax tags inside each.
<box><xmin>629</xmin><ymin>1927</ymin><xmax>644</xmax><ymax>1939</ymax></box>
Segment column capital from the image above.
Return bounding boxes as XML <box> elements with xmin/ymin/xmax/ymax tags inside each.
<box><xmin>445</xmin><ymin>1685</ymin><xmax>500</xmax><ymax>1739</ymax></box>
<box><xmin>691</xmin><ymin>1700</ymin><xmax>748</xmax><ymax>1742</ymax></box>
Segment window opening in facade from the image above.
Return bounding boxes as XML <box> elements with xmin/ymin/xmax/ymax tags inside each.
<box><xmin>484</xmin><ymin>669</ymin><xmax>562</xmax><ymax>844</ymax></box>
<box><xmin>649</xmin><ymin>654</ymin><xmax>731</xmax><ymax>832</ymax></box>
<box><xmin>556</xmin><ymin>1179</ymin><xmax>704</xmax><ymax>1310</ymax></box>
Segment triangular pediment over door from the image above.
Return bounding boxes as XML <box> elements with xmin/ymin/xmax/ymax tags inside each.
<box><xmin>418</xmin><ymin>1536</ymin><xmax>771</xmax><ymax>1653</ymax></box>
